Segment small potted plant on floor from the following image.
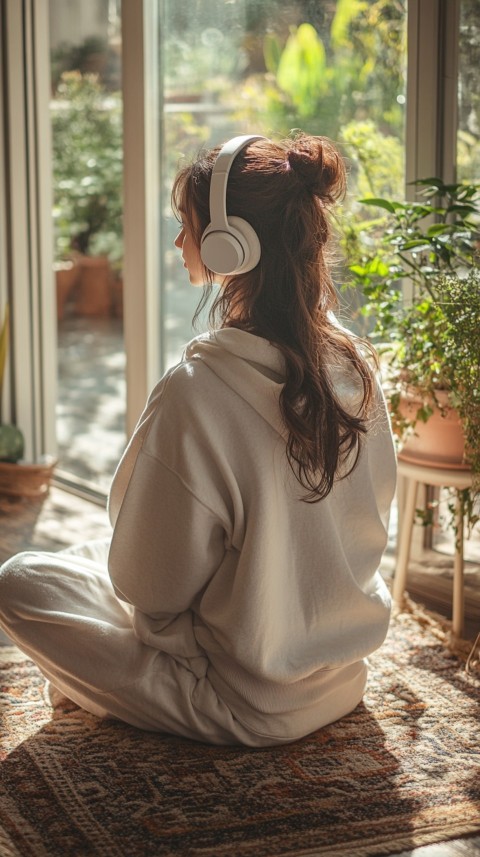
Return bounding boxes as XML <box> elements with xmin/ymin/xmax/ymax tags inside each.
<box><xmin>0</xmin><ymin>305</ymin><xmax>56</xmax><ymax>507</ymax></box>
<box><xmin>0</xmin><ymin>305</ymin><xmax>24</xmax><ymax>464</ymax></box>
<box><xmin>345</xmin><ymin>177</ymin><xmax>480</xmax><ymax>529</ymax></box>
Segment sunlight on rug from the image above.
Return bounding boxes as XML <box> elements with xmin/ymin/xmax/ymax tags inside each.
<box><xmin>0</xmin><ymin>606</ymin><xmax>479</xmax><ymax>857</ymax></box>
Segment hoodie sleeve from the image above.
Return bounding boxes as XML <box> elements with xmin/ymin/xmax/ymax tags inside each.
<box><xmin>108</xmin><ymin>449</ymin><xmax>227</xmax><ymax>618</ymax></box>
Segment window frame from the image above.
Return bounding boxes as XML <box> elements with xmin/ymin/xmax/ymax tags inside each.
<box><xmin>406</xmin><ymin>0</ymin><xmax>460</xmax><ymax>189</ymax></box>
<box><xmin>0</xmin><ymin>0</ymin><xmax>56</xmax><ymax>461</ymax></box>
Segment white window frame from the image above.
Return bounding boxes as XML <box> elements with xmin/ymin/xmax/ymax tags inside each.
<box><xmin>121</xmin><ymin>0</ymin><xmax>161</xmax><ymax>437</ymax></box>
<box><xmin>0</xmin><ymin>0</ymin><xmax>56</xmax><ymax>461</ymax></box>
<box><xmin>405</xmin><ymin>0</ymin><xmax>460</xmax><ymax>190</ymax></box>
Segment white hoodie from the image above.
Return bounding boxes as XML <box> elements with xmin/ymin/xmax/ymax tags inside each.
<box><xmin>108</xmin><ymin>327</ymin><xmax>396</xmax><ymax>740</ymax></box>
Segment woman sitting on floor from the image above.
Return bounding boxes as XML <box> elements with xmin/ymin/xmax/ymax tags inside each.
<box><xmin>0</xmin><ymin>133</ymin><xmax>396</xmax><ymax>746</ymax></box>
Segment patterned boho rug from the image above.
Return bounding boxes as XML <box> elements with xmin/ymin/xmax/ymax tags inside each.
<box><xmin>0</xmin><ymin>605</ymin><xmax>479</xmax><ymax>857</ymax></box>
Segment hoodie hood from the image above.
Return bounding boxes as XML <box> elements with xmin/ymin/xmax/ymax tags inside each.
<box><xmin>184</xmin><ymin>329</ymin><xmax>287</xmax><ymax>438</ymax></box>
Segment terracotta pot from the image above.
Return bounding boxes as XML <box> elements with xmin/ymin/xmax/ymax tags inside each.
<box><xmin>75</xmin><ymin>256</ymin><xmax>112</xmax><ymax>317</ymax></box>
<box><xmin>397</xmin><ymin>390</ymin><xmax>469</xmax><ymax>470</ymax></box>
<box><xmin>55</xmin><ymin>262</ymin><xmax>80</xmax><ymax>321</ymax></box>
<box><xmin>0</xmin><ymin>456</ymin><xmax>57</xmax><ymax>499</ymax></box>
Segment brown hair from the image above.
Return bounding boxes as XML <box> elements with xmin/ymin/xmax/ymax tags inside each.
<box><xmin>172</xmin><ymin>133</ymin><xmax>377</xmax><ymax>501</ymax></box>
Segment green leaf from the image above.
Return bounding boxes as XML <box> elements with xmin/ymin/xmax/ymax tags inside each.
<box><xmin>426</xmin><ymin>223</ymin><xmax>452</xmax><ymax>236</ymax></box>
<box><xmin>349</xmin><ymin>264</ymin><xmax>367</xmax><ymax>276</ymax></box>
<box><xmin>447</xmin><ymin>203</ymin><xmax>479</xmax><ymax>216</ymax></box>
<box><xmin>369</xmin><ymin>258</ymin><xmax>390</xmax><ymax>276</ymax></box>
<box><xmin>400</xmin><ymin>240</ymin><xmax>431</xmax><ymax>251</ymax></box>
<box><xmin>358</xmin><ymin>198</ymin><xmax>396</xmax><ymax>213</ymax></box>
<box><xmin>0</xmin><ymin>424</ymin><xmax>24</xmax><ymax>463</ymax></box>
<box><xmin>412</xmin><ymin>177</ymin><xmax>446</xmax><ymax>189</ymax></box>
<box><xmin>416</xmin><ymin>405</ymin><xmax>434</xmax><ymax>423</ymax></box>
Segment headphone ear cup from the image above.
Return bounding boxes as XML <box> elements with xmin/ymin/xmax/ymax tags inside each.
<box><xmin>201</xmin><ymin>216</ymin><xmax>261</xmax><ymax>276</ymax></box>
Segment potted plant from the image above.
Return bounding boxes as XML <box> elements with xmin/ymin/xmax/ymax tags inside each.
<box><xmin>0</xmin><ymin>305</ymin><xmax>24</xmax><ymax>463</ymax></box>
<box><xmin>345</xmin><ymin>178</ymin><xmax>480</xmax><ymax>530</ymax></box>
<box><xmin>0</xmin><ymin>305</ymin><xmax>55</xmax><ymax>506</ymax></box>
<box><xmin>51</xmin><ymin>71</ymin><xmax>123</xmax><ymax>318</ymax></box>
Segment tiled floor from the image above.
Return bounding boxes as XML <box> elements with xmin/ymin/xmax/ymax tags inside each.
<box><xmin>56</xmin><ymin>315</ymin><xmax>127</xmax><ymax>493</ymax></box>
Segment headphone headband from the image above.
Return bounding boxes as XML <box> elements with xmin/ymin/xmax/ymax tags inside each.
<box><xmin>208</xmin><ymin>135</ymin><xmax>265</xmax><ymax>228</ymax></box>
<box><xmin>200</xmin><ymin>134</ymin><xmax>267</xmax><ymax>276</ymax></box>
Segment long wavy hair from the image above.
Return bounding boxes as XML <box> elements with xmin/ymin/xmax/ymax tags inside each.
<box><xmin>172</xmin><ymin>133</ymin><xmax>377</xmax><ymax>501</ymax></box>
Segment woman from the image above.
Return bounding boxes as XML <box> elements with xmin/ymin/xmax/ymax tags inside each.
<box><xmin>0</xmin><ymin>133</ymin><xmax>396</xmax><ymax>746</ymax></box>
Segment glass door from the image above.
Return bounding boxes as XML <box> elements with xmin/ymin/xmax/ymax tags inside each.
<box><xmin>47</xmin><ymin>0</ymin><xmax>408</xmax><ymax>493</ymax></box>
<box><xmin>49</xmin><ymin>0</ymin><xmax>125</xmax><ymax>495</ymax></box>
<box><xmin>457</xmin><ymin>0</ymin><xmax>480</xmax><ymax>181</ymax></box>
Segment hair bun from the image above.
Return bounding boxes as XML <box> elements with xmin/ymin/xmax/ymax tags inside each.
<box><xmin>287</xmin><ymin>135</ymin><xmax>345</xmax><ymax>203</ymax></box>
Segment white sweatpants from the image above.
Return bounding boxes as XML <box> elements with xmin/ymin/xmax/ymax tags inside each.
<box><xmin>0</xmin><ymin>540</ymin><xmax>283</xmax><ymax>746</ymax></box>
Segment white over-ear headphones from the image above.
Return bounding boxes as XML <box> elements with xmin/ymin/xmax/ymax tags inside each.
<box><xmin>200</xmin><ymin>135</ymin><xmax>266</xmax><ymax>276</ymax></box>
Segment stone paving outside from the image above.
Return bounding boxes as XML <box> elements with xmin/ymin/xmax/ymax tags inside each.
<box><xmin>56</xmin><ymin>316</ymin><xmax>127</xmax><ymax>494</ymax></box>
